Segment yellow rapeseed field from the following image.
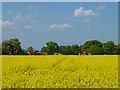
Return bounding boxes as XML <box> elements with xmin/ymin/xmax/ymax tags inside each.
<box><xmin>0</xmin><ymin>56</ymin><xmax>2</xmax><ymax>89</ymax></box>
<box><xmin>2</xmin><ymin>55</ymin><xmax>118</xmax><ymax>88</ymax></box>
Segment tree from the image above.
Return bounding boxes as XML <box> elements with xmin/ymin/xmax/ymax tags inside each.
<box><xmin>113</xmin><ymin>44</ymin><xmax>120</xmax><ymax>55</ymax></box>
<box><xmin>117</xmin><ymin>44</ymin><xmax>120</xmax><ymax>54</ymax></box>
<box><xmin>82</xmin><ymin>40</ymin><xmax>103</xmax><ymax>49</ymax></box>
<box><xmin>104</xmin><ymin>41</ymin><xmax>115</xmax><ymax>55</ymax></box>
<box><xmin>89</xmin><ymin>45</ymin><xmax>104</xmax><ymax>55</ymax></box>
<box><xmin>27</xmin><ymin>46</ymin><xmax>33</xmax><ymax>52</ymax></box>
<box><xmin>70</xmin><ymin>44</ymin><xmax>80</xmax><ymax>55</ymax></box>
<box><xmin>21</xmin><ymin>49</ymin><xmax>27</xmax><ymax>55</ymax></box>
<box><xmin>59</xmin><ymin>45</ymin><xmax>80</xmax><ymax>55</ymax></box>
<box><xmin>27</xmin><ymin>46</ymin><xmax>33</xmax><ymax>55</ymax></box>
<box><xmin>80</xmin><ymin>40</ymin><xmax>103</xmax><ymax>55</ymax></box>
<box><xmin>9</xmin><ymin>38</ymin><xmax>21</xmax><ymax>55</ymax></box>
<box><xmin>59</xmin><ymin>45</ymin><xmax>71</xmax><ymax>55</ymax></box>
<box><xmin>46</xmin><ymin>41</ymin><xmax>59</xmax><ymax>55</ymax></box>
<box><xmin>2</xmin><ymin>38</ymin><xmax>21</xmax><ymax>55</ymax></box>
<box><xmin>40</xmin><ymin>47</ymin><xmax>48</xmax><ymax>55</ymax></box>
<box><xmin>40</xmin><ymin>47</ymin><xmax>47</xmax><ymax>53</ymax></box>
<box><xmin>2</xmin><ymin>40</ymin><xmax>12</xmax><ymax>55</ymax></box>
<box><xmin>0</xmin><ymin>44</ymin><xmax>2</xmax><ymax>55</ymax></box>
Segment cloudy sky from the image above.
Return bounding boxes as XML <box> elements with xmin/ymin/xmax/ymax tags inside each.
<box><xmin>2</xmin><ymin>2</ymin><xmax>118</xmax><ymax>49</ymax></box>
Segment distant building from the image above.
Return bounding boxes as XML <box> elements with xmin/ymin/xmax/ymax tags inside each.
<box><xmin>27</xmin><ymin>50</ymin><xmax>38</xmax><ymax>55</ymax></box>
<box><xmin>80</xmin><ymin>49</ymin><xmax>89</xmax><ymax>55</ymax></box>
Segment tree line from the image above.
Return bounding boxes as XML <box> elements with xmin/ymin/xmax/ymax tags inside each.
<box><xmin>0</xmin><ymin>38</ymin><xmax>120</xmax><ymax>55</ymax></box>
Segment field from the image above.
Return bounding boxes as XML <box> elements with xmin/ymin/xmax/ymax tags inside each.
<box><xmin>0</xmin><ymin>56</ymin><xmax>1</xmax><ymax>89</ymax></box>
<box><xmin>2</xmin><ymin>55</ymin><xmax>118</xmax><ymax>88</ymax></box>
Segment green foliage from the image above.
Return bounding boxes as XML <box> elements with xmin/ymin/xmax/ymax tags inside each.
<box><xmin>2</xmin><ymin>38</ymin><xmax>21</xmax><ymax>55</ymax></box>
<box><xmin>71</xmin><ymin>44</ymin><xmax>80</xmax><ymax>55</ymax></box>
<box><xmin>20</xmin><ymin>49</ymin><xmax>27</xmax><ymax>55</ymax></box>
<box><xmin>59</xmin><ymin>44</ymin><xmax>79</xmax><ymax>55</ymax></box>
<box><xmin>115</xmin><ymin>44</ymin><xmax>120</xmax><ymax>54</ymax></box>
<box><xmin>59</xmin><ymin>46</ymin><xmax>71</xmax><ymax>55</ymax></box>
<box><xmin>89</xmin><ymin>45</ymin><xmax>104</xmax><ymax>55</ymax></box>
<box><xmin>104</xmin><ymin>41</ymin><xmax>115</xmax><ymax>55</ymax></box>
<box><xmin>0</xmin><ymin>44</ymin><xmax>2</xmax><ymax>55</ymax></box>
<box><xmin>46</xmin><ymin>41</ymin><xmax>59</xmax><ymax>55</ymax></box>
<box><xmin>40</xmin><ymin>47</ymin><xmax>47</xmax><ymax>53</ymax></box>
<box><xmin>27</xmin><ymin>46</ymin><xmax>33</xmax><ymax>52</ymax></box>
<box><xmin>82</xmin><ymin>40</ymin><xmax>103</xmax><ymax>49</ymax></box>
<box><xmin>1</xmin><ymin>38</ymin><xmax>120</xmax><ymax>55</ymax></box>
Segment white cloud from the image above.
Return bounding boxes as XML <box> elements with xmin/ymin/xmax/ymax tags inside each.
<box><xmin>74</xmin><ymin>7</ymin><xmax>96</xmax><ymax>17</ymax></box>
<box><xmin>84</xmin><ymin>10</ymin><xmax>95</xmax><ymax>16</ymax></box>
<box><xmin>82</xmin><ymin>19</ymin><xmax>90</xmax><ymax>23</ymax></box>
<box><xmin>96</xmin><ymin>6</ymin><xmax>105</xmax><ymax>10</ymax></box>
<box><xmin>74</xmin><ymin>7</ymin><xmax>84</xmax><ymax>17</ymax></box>
<box><xmin>13</xmin><ymin>15</ymin><xmax>26</xmax><ymax>21</ymax></box>
<box><xmin>13</xmin><ymin>15</ymin><xmax>33</xmax><ymax>21</ymax></box>
<box><xmin>25</xmin><ymin>25</ymin><xmax>33</xmax><ymax>29</ymax></box>
<box><xmin>15</xmin><ymin>15</ymin><xmax>22</xmax><ymax>20</ymax></box>
<box><xmin>2</xmin><ymin>21</ymin><xmax>14</xmax><ymax>28</ymax></box>
<box><xmin>49</xmin><ymin>23</ymin><xmax>72</xmax><ymax>30</ymax></box>
<box><xmin>2</xmin><ymin>14</ymin><xmax>38</xmax><ymax>29</ymax></box>
<box><xmin>13</xmin><ymin>14</ymin><xmax>38</xmax><ymax>22</ymax></box>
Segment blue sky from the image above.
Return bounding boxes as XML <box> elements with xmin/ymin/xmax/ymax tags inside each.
<box><xmin>2</xmin><ymin>2</ymin><xmax>118</xmax><ymax>50</ymax></box>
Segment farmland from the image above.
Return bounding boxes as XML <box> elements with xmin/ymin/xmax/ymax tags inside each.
<box><xmin>2</xmin><ymin>55</ymin><xmax>118</xmax><ymax>88</ymax></box>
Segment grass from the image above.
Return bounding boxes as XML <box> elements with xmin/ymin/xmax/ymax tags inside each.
<box><xmin>2</xmin><ymin>55</ymin><xmax>118</xmax><ymax>88</ymax></box>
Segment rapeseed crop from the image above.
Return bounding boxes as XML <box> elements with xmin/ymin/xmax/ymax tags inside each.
<box><xmin>2</xmin><ymin>55</ymin><xmax>118</xmax><ymax>88</ymax></box>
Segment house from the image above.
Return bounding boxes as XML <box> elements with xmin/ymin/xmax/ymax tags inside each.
<box><xmin>80</xmin><ymin>49</ymin><xmax>89</xmax><ymax>55</ymax></box>
<box><xmin>27</xmin><ymin>50</ymin><xmax>38</xmax><ymax>55</ymax></box>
